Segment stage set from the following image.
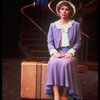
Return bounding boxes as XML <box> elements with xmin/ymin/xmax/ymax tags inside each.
<box><xmin>2</xmin><ymin>0</ymin><xmax>98</xmax><ymax>100</ymax></box>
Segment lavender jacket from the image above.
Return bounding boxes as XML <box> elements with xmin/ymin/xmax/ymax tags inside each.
<box><xmin>47</xmin><ymin>20</ymin><xmax>82</xmax><ymax>55</ymax></box>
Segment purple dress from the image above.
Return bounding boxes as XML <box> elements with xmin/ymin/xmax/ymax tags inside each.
<box><xmin>44</xmin><ymin>20</ymin><xmax>83</xmax><ymax>100</ymax></box>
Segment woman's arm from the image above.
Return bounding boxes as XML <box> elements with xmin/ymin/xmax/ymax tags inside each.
<box><xmin>64</xmin><ymin>22</ymin><xmax>82</xmax><ymax>58</ymax></box>
<box><xmin>68</xmin><ymin>22</ymin><xmax>82</xmax><ymax>55</ymax></box>
<box><xmin>47</xmin><ymin>23</ymin><xmax>58</xmax><ymax>55</ymax></box>
<box><xmin>47</xmin><ymin>23</ymin><xmax>62</xmax><ymax>58</ymax></box>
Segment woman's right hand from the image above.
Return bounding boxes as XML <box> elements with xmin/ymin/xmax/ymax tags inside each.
<box><xmin>53</xmin><ymin>52</ymin><xmax>62</xmax><ymax>58</ymax></box>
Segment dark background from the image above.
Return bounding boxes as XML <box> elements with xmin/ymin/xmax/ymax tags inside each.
<box><xmin>1</xmin><ymin>0</ymin><xmax>33</xmax><ymax>58</ymax></box>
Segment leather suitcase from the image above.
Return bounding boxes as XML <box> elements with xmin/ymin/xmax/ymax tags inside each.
<box><xmin>21</xmin><ymin>61</ymin><xmax>53</xmax><ymax>99</ymax></box>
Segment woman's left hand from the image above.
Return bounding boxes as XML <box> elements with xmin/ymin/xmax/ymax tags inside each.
<box><xmin>63</xmin><ymin>52</ymin><xmax>73</xmax><ymax>59</ymax></box>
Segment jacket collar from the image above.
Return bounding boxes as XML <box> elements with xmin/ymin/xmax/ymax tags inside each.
<box><xmin>55</xmin><ymin>19</ymin><xmax>74</xmax><ymax>30</ymax></box>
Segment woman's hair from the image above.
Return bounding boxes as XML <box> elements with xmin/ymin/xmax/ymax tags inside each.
<box><xmin>56</xmin><ymin>0</ymin><xmax>76</xmax><ymax>18</ymax></box>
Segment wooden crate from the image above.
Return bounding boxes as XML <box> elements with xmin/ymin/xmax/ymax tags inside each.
<box><xmin>21</xmin><ymin>61</ymin><xmax>52</xmax><ymax>99</ymax></box>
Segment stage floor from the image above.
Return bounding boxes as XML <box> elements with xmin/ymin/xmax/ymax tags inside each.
<box><xmin>2</xmin><ymin>59</ymin><xmax>98</xmax><ymax>100</ymax></box>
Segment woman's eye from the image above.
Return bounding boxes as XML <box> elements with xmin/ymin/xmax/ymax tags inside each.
<box><xmin>60</xmin><ymin>8</ymin><xmax>64</xmax><ymax>10</ymax></box>
<box><xmin>60</xmin><ymin>8</ymin><xmax>69</xmax><ymax>11</ymax></box>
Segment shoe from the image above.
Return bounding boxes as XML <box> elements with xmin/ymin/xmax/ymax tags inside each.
<box><xmin>73</xmin><ymin>97</ymin><xmax>80</xmax><ymax>100</ymax></box>
<box><xmin>61</xmin><ymin>97</ymin><xmax>68</xmax><ymax>100</ymax></box>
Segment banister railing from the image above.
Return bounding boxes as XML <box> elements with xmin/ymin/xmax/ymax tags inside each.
<box><xmin>48</xmin><ymin>0</ymin><xmax>59</xmax><ymax>17</ymax></box>
<box><xmin>84</xmin><ymin>0</ymin><xmax>95</xmax><ymax>7</ymax></box>
<box><xmin>80</xmin><ymin>32</ymin><xmax>89</xmax><ymax>62</ymax></box>
<box><xmin>81</xmin><ymin>32</ymin><xmax>90</xmax><ymax>39</ymax></box>
<box><xmin>21</xmin><ymin>3</ymin><xmax>47</xmax><ymax>36</ymax></box>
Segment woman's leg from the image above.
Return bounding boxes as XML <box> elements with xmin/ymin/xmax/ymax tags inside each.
<box><xmin>53</xmin><ymin>85</ymin><xmax>60</xmax><ymax>100</ymax></box>
<box><xmin>61</xmin><ymin>88</ymin><xmax>68</xmax><ymax>100</ymax></box>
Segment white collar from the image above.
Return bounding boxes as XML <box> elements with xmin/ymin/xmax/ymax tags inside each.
<box><xmin>55</xmin><ymin>20</ymin><xmax>74</xmax><ymax>29</ymax></box>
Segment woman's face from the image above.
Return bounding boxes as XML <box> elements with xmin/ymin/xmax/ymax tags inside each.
<box><xmin>59</xmin><ymin>5</ymin><xmax>70</xmax><ymax>19</ymax></box>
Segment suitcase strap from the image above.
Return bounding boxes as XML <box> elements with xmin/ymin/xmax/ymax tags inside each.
<box><xmin>36</xmin><ymin>62</ymin><xmax>42</xmax><ymax>98</ymax></box>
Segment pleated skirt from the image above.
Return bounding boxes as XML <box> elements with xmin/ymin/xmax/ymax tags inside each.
<box><xmin>44</xmin><ymin>47</ymin><xmax>83</xmax><ymax>100</ymax></box>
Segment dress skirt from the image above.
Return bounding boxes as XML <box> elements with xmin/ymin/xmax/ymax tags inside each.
<box><xmin>44</xmin><ymin>47</ymin><xmax>82</xmax><ymax>100</ymax></box>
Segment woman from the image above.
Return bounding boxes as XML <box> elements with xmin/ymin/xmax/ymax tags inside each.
<box><xmin>44</xmin><ymin>0</ymin><xmax>82</xmax><ymax>100</ymax></box>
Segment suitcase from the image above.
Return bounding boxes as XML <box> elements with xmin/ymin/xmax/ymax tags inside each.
<box><xmin>21</xmin><ymin>61</ymin><xmax>53</xmax><ymax>99</ymax></box>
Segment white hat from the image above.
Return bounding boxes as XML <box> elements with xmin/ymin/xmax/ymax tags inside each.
<box><xmin>56</xmin><ymin>0</ymin><xmax>76</xmax><ymax>18</ymax></box>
